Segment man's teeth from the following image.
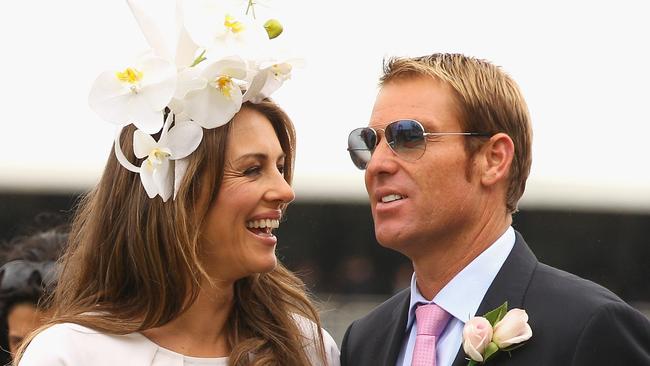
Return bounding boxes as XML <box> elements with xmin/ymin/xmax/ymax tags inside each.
<box><xmin>381</xmin><ymin>194</ymin><xmax>403</xmax><ymax>203</ymax></box>
<box><xmin>246</xmin><ymin>219</ymin><xmax>280</xmax><ymax>229</ymax></box>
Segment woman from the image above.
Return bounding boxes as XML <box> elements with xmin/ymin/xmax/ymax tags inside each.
<box><xmin>0</xmin><ymin>227</ymin><xmax>65</xmax><ymax>364</ymax></box>
<box><xmin>17</xmin><ymin>99</ymin><xmax>339</xmax><ymax>365</ymax></box>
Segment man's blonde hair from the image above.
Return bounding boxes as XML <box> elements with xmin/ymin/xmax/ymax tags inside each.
<box><xmin>380</xmin><ymin>53</ymin><xmax>532</xmax><ymax>213</ymax></box>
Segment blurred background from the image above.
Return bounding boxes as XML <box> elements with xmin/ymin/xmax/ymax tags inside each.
<box><xmin>1</xmin><ymin>0</ymin><xmax>648</xmax><ymax>345</ymax></box>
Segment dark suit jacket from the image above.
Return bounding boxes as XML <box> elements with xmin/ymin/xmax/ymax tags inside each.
<box><xmin>340</xmin><ymin>232</ymin><xmax>650</xmax><ymax>365</ymax></box>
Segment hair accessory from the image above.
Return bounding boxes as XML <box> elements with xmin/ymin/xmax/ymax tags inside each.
<box><xmin>88</xmin><ymin>0</ymin><xmax>295</xmax><ymax>201</ymax></box>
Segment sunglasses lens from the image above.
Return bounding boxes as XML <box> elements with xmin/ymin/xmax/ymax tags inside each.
<box><xmin>348</xmin><ymin>128</ymin><xmax>376</xmax><ymax>169</ymax></box>
<box><xmin>386</xmin><ymin>120</ymin><xmax>426</xmax><ymax>161</ymax></box>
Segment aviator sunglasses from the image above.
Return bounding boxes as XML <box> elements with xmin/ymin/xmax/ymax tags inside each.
<box><xmin>347</xmin><ymin>119</ymin><xmax>491</xmax><ymax>169</ymax></box>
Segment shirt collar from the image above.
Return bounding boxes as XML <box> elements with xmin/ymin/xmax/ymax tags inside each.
<box><xmin>405</xmin><ymin>226</ymin><xmax>515</xmax><ymax>330</ymax></box>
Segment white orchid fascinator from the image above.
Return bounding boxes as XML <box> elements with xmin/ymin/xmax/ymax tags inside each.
<box><xmin>88</xmin><ymin>0</ymin><xmax>295</xmax><ymax>201</ymax></box>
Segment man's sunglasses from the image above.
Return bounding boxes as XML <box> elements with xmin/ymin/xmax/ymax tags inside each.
<box><xmin>347</xmin><ymin>119</ymin><xmax>491</xmax><ymax>170</ymax></box>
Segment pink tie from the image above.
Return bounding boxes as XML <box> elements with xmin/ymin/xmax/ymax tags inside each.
<box><xmin>411</xmin><ymin>303</ymin><xmax>451</xmax><ymax>366</ymax></box>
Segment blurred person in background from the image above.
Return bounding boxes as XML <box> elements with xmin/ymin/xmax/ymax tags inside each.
<box><xmin>342</xmin><ymin>53</ymin><xmax>650</xmax><ymax>365</ymax></box>
<box><xmin>0</xmin><ymin>227</ymin><xmax>66</xmax><ymax>364</ymax></box>
<box><xmin>15</xmin><ymin>1</ymin><xmax>339</xmax><ymax>365</ymax></box>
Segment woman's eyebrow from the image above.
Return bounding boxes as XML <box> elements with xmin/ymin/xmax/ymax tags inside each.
<box><xmin>233</xmin><ymin>153</ymin><xmax>267</xmax><ymax>164</ymax></box>
<box><xmin>233</xmin><ymin>152</ymin><xmax>286</xmax><ymax>164</ymax></box>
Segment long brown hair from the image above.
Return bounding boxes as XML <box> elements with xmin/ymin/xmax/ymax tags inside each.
<box><xmin>16</xmin><ymin>100</ymin><xmax>326</xmax><ymax>365</ymax></box>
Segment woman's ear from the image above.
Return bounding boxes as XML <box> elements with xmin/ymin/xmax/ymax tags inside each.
<box><xmin>480</xmin><ymin>133</ymin><xmax>514</xmax><ymax>187</ymax></box>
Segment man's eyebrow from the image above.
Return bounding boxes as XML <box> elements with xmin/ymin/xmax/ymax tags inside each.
<box><xmin>232</xmin><ymin>152</ymin><xmax>286</xmax><ymax>164</ymax></box>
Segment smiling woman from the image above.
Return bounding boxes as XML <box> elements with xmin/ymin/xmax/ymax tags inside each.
<box><xmin>15</xmin><ymin>100</ymin><xmax>339</xmax><ymax>366</ymax></box>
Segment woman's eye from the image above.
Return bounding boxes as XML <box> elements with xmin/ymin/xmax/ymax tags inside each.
<box><xmin>243</xmin><ymin>166</ymin><xmax>261</xmax><ymax>176</ymax></box>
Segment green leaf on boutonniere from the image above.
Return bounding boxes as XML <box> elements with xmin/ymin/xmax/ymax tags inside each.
<box><xmin>467</xmin><ymin>360</ymin><xmax>478</xmax><ymax>366</ymax></box>
<box><xmin>483</xmin><ymin>301</ymin><xmax>508</xmax><ymax>326</ymax></box>
<box><xmin>482</xmin><ymin>342</ymin><xmax>500</xmax><ymax>362</ymax></box>
<box><xmin>502</xmin><ymin>341</ymin><xmax>528</xmax><ymax>353</ymax></box>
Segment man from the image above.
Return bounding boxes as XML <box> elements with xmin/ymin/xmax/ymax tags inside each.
<box><xmin>341</xmin><ymin>53</ymin><xmax>650</xmax><ymax>365</ymax></box>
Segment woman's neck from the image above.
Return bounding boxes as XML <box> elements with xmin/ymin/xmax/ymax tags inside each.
<box><xmin>141</xmin><ymin>279</ymin><xmax>235</xmax><ymax>358</ymax></box>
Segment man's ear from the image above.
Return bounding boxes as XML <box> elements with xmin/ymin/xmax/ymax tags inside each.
<box><xmin>479</xmin><ymin>133</ymin><xmax>514</xmax><ymax>187</ymax></box>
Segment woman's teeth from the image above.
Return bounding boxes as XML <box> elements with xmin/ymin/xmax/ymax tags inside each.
<box><xmin>246</xmin><ymin>219</ymin><xmax>280</xmax><ymax>229</ymax></box>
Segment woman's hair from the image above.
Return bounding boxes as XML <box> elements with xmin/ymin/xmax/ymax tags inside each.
<box><xmin>16</xmin><ymin>100</ymin><xmax>326</xmax><ymax>365</ymax></box>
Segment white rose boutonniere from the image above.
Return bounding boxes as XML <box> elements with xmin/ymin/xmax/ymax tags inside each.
<box><xmin>463</xmin><ymin>302</ymin><xmax>532</xmax><ymax>365</ymax></box>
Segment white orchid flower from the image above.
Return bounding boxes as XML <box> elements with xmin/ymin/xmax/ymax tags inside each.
<box><xmin>88</xmin><ymin>55</ymin><xmax>177</xmax><ymax>134</ymax></box>
<box><xmin>182</xmin><ymin>56</ymin><xmax>248</xmax><ymax>128</ymax></box>
<box><xmin>182</xmin><ymin>0</ymin><xmax>268</xmax><ymax>56</ymax></box>
<box><xmin>243</xmin><ymin>61</ymin><xmax>293</xmax><ymax>103</ymax></box>
<box><xmin>130</xmin><ymin>114</ymin><xmax>203</xmax><ymax>201</ymax></box>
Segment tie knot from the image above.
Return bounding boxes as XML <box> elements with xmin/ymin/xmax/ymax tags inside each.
<box><xmin>415</xmin><ymin>303</ymin><xmax>451</xmax><ymax>337</ymax></box>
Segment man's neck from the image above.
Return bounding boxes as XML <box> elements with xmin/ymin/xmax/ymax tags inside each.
<box><xmin>412</xmin><ymin>215</ymin><xmax>512</xmax><ymax>300</ymax></box>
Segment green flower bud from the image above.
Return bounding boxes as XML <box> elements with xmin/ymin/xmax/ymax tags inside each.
<box><xmin>264</xmin><ymin>19</ymin><xmax>283</xmax><ymax>39</ymax></box>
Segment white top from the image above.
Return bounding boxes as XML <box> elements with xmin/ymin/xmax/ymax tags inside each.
<box><xmin>396</xmin><ymin>226</ymin><xmax>516</xmax><ymax>366</ymax></box>
<box><xmin>20</xmin><ymin>317</ymin><xmax>340</xmax><ymax>366</ymax></box>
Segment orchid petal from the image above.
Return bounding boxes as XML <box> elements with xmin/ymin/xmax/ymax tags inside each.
<box><xmin>133</xmin><ymin>129</ymin><xmax>158</xmax><ymax>159</ymax></box>
<box><xmin>127</xmin><ymin>94</ymin><xmax>164</xmax><ymax>134</ymax></box>
<box><xmin>138</xmin><ymin>57</ymin><xmax>178</xmax><ymax>110</ymax></box>
<box><xmin>127</xmin><ymin>0</ymin><xmax>173</xmax><ymax>60</ymax></box>
<box><xmin>88</xmin><ymin>71</ymin><xmax>133</xmax><ymax>125</ymax></box>
<box><xmin>174</xmin><ymin>67</ymin><xmax>206</xmax><ymax>99</ymax></box>
<box><xmin>173</xmin><ymin>157</ymin><xmax>189</xmax><ymax>199</ymax></box>
<box><xmin>139</xmin><ymin>163</ymin><xmax>158</xmax><ymax>198</ymax></box>
<box><xmin>158</xmin><ymin>112</ymin><xmax>175</xmax><ymax>145</ymax></box>
<box><xmin>167</xmin><ymin>121</ymin><xmax>203</xmax><ymax>159</ymax></box>
<box><xmin>182</xmin><ymin>0</ymin><xmax>233</xmax><ymax>49</ymax></box>
<box><xmin>114</xmin><ymin>127</ymin><xmax>141</xmax><ymax>173</ymax></box>
<box><xmin>183</xmin><ymin>86</ymin><xmax>242</xmax><ymax>129</ymax></box>
<box><xmin>153</xmin><ymin>158</ymin><xmax>173</xmax><ymax>202</ymax></box>
<box><xmin>174</xmin><ymin>0</ymin><xmax>201</xmax><ymax>68</ymax></box>
<box><xmin>175</xmin><ymin>26</ymin><xmax>200</xmax><ymax>68</ymax></box>
<box><xmin>202</xmin><ymin>57</ymin><xmax>247</xmax><ymax>80</ymax></box>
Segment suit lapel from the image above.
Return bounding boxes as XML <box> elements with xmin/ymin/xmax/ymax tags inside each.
<box><xmin>377</xmin><ymin>289</ymin><xmax>411</xmax><ymax>366</ymax></box>
<box><xmin>451</xmin><ymin>232</ymin><xmax>538</xmax><ymax>366</ymax></box>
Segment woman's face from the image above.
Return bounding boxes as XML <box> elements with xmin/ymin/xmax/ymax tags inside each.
<box><xmin>7</xmin><ymin>302</ymin><xmax>47</xmax><ymax>355</ymax></box>
<box><xmin>200</xmin><ymin>107</ymin><xmax>295</xmax><ymax>281</ymax></box>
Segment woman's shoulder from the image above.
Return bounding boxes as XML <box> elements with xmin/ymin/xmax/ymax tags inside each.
<box><xmin>19</xmin><ymin>323</ymin><xmax>158</xmax><ymax>366</ymax></box>
<box><xmin>292</xmin><ymin>315</ymin><xmax>341</xmax><ymax>366</ymax></box>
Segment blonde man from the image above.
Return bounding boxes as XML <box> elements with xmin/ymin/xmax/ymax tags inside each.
<box><xmin>342</xmin><ymin>53</ymin><xmax>650</xmax><ymax>366</ymax></box>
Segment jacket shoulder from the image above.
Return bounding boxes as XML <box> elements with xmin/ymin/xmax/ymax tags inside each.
<box><xmin>348</xmin><ymin>288</ymin><xmax>409</xmax><ymax>331</ymax></box>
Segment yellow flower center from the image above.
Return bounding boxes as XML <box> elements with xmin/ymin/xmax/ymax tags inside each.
<box><xmin>146</xmin><ymin>148</ymin><xmax>171</xmax><ymax>168</ymax></box>
<box><xmin>216</xmin><ymin>75</ymin><xmax>234</xmax><ymax>98</ymax></box>
<box><xmin>116</xmin><ymin>67</ymin><xmax>143</xmax><ymax>84</ymax></box>
<box><xmin>224</xmin><ymin>15</ymin><xmax>245</xmax><ymax>34</ymax></box>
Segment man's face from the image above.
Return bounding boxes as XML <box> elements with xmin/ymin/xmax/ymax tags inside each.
<box><xmin>365</xmin><ymin>77</ymin><xmax>483</xmax><ymax>255</ymax></box>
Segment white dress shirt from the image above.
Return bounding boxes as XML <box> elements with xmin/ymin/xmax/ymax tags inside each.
<box><xmin>396</xmin><ymin>226</ymin><xmax>515</xmax><ymax>366</ymax></box>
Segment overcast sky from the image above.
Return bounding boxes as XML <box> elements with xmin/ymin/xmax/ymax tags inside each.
<box><xmin>1</xmin><ymin>0</ymin><xmax>648</xmax><ymax>211</ymax></box>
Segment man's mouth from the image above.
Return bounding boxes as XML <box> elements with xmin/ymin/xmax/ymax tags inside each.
<box><xmin>381</xmin><ymin>194</ymin><xmax>404</xmax><ymax>203</ymax></box>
